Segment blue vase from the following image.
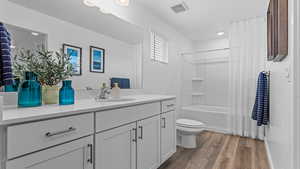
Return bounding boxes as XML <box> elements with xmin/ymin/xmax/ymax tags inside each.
<box><xmin>18</xmin><ymin>72</ymin><xmax>42</xmax><ymax>107</ymax></box>
<box><xmin>4</xmin><ymin>85</ymin><xmax>15</xmax><ymax>92</ymax></box>
<box><xmin>59</xmin><ymin>80</ymin><xmax>75</xmax><ymax>105</ymax></box>
<box><xmin>5</xmin><ymin>78</ymin><xmax>20</xmax><ymax>92</ymax></box>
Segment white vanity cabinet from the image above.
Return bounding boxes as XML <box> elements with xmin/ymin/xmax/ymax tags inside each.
<box><xmin>96</xmin><ymin>115</ymin><xmax>161</xmax><ymax>169</ymax></box>
<box><xmin>96</xmin><ymin>115</ymin><xmax>162</xmax><ymax>169</ymax></box>
<box><xmin>5</xmin><ymin>113</ymin><xmax>94</xmax><ymax>169</ymax></box>
<box><xmin>95</xmin><ymin>100</ymin><xmax>176</xmax><ymax>169</ymax></box>
<box><xmin>137</xmin><ymin>115</ymin><xmax>161</xmax><ymax>169</ymax></box>
<box><xmin>95</xmin><ymin>122</ymin><xmax>137</xmax><ymax>169</ymax></box>
<box><xmin>95</xmin><ymin>102</ymin><xmax>162</xmax><ymax>169</ymax></box>
<box><xmin>160</xmin><ymin>111</ymin><xmax>176</xmax><ymax>163</ymax></box>
<box><xmin>160</xmin><ymin>100</ymin><xmax>176</xmax><ymax>163</ymax></box>
<box><xmin>7</xmin><ymin>113</ymin><xmax>94</xmax><ymax>159</ymax></box>
<box><xmin>0</xmin><ymin>96</ymin><xmax>176</xmax><ymax>169</ymax></box>
<box><xmin>6</xmin><ymin>135</ymin><xmax>94</xmax><ymax>169</ymax></box>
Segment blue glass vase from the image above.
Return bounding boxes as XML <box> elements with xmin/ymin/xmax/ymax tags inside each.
<box><xmin>18</xmin><ymin>72</ymin><xmax>42</xmax><ymax>107</ymax></box>
<box><xmin>59</xmin><ymin>80</ymin><xmax>75</xmax><ymax>105</ymax></box>
<box><xmin>5</xmin><ymin>78</ymin><xmax>20</xmax><ymax>92</ymax></box>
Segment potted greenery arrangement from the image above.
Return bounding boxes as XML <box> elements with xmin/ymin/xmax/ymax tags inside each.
<box><xmin>13</xmin><ymin>46</ymin><xmax>73</xmax><ymax>104</ymax></box>
<box><xmin>12</xmin><ymin>49</ymin><xmax>40</xmax><ymax>79</ymax></box>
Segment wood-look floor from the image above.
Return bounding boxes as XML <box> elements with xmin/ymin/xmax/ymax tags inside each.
<box><xmin>159</xmin><ymin>131</ymin><xmax>270</xmax><ymax>169</ymax></box>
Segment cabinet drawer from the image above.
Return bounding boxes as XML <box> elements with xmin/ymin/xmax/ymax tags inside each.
<box><xmin>96</xmin><ymin>102</ymin><xmax>160</xmax><ymax>132</ymax></box>
<box><xmin>7</xmin><ymin>113</ymin><xmax>94</xmax><ymax>159</ymax></box>
<box><xmin>6</xmin><ymin>136</ymin><xmax>93</xmax><ymax>169</ymax></box>
<box><xmin>161</xmin><ymin>99</ymin><xmax>176</xmax><ymax>113</ymax></box>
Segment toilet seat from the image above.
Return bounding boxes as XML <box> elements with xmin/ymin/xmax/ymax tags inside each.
<box><xmin>176</xmin><ymin>119</ymin><xmax>204</xmax><ymax>128</ymax></box>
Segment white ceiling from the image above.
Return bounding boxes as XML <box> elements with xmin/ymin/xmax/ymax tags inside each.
<box><xmin>8</xmin><ymin>0</ymin><xmax>145</xmax><ymax>44</ymax></box>
<box><xmin>8</xmin><ymin>0</ymin><xmax>269</xmax><ymax>42</ymax></box>
<box><xmin>137</xmin><ymin>0</ymin><xmax>269</xmax><ymax>41</ymax></box>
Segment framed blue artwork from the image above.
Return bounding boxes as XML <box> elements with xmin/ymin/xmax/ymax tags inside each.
<box><xmin>90</xmin><ymin>46</ymin><xmax>105</xmax><ymax>73</ymax></box>
<box><xmin>63</xmin><ymin>44</ymin><xmax>82</xmax><ymax>76</ymax></box>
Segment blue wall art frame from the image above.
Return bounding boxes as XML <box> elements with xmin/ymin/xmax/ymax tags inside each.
<box><xmin>90</xmin><ymin>46</ymin><xmax>105</xmax><ymax>73</ymax></box>
<box><xmin>63</xmin><ymin>44</ymin><xmax>82</xmax><ymax>76</ymax></box>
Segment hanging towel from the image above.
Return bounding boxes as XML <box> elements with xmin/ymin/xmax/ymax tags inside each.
<box><xmin>252</xmin><ymin>72</ymin><xmax>269</xmax><ymax>126</ymax></box>
<box><xmin>0</xmin><ymin>23</ymin><xmax>13</xmax><ymax>86</ymax></box>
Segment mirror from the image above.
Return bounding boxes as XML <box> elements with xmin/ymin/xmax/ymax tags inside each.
<box><xmin>2</xmin><ymin>16</ymin><xmax>144</xmax><ymax>90</ymax></box>
<box><xmin>4</xmin><ymin>23</ymin><xmax>48</xmax><ymax>61</ymax></box>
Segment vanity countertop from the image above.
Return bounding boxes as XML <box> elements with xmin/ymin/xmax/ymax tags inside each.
<box><xmin>0</xmin><ymin>95</ymin><xmax>175</xmax><ymax>126</ymax></box>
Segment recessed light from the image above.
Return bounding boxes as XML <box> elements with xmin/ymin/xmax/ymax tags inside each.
<box><xmin>99</xmin><ymin>7</ymin><xmax>110</xmax><ymax>14</ymax></box>
<box><xmin>83</xmin><ymin>0</ymin><xmax>97</xmax><ymax>7</ymax></box>
<box><xmin>217</xmin><ymin>32</ymin><xmax>225</xmax><ymax>36</ymax></box>
<box><xmin>115</xmin><ymin>0</ymin><xmax>130</xmax><ymax>6</ymax></box>
<box><xmin>31</xmin><ymin>32</ymin><xmax>39</xmax><ymax>36</ymax></box>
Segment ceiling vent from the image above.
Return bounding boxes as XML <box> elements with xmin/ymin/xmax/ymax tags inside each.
<box><xmin>171</xmin><ymin>2</ymin><xmax>189</xmax><ymax>13</ymax></box>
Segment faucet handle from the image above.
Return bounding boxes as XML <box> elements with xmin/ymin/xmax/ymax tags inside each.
<box><xmin>106</xmin><ymin>89</ymin><xmax>111</xmax><ymax>94</ymax></box>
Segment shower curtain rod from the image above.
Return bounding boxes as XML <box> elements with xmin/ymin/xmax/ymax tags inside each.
<box><xmin>181</xmin><ymin>47</ymin><xmax>230</xmax><ymax>56</ymax></box>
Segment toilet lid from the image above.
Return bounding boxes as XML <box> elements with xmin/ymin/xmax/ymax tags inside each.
<box><xmin>176</xmin><ymin>119</ymin><xmax>204</xmax><ymax>128</ymax></box>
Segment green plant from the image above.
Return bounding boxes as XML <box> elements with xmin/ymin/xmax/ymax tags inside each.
<box><xmin>13</xmin><ymin>46</ymin><xmax>73</xmax><ymax>86</ymax></box>
<box><xmin>12</xmin><ymin>49</ymin><xmax>39</xmax><ymax>79</ymax></box>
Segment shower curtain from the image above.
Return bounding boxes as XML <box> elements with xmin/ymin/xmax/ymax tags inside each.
<box><xmin>229</xmin><ymin>17</ymin><xmax>267</xmax><ymax>140</ymax></box>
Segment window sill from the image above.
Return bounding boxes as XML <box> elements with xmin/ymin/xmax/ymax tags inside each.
<box><xmin>150</xmin><ymin>59</ymin><xmax>168</xmax><ymax>64</ymax></box>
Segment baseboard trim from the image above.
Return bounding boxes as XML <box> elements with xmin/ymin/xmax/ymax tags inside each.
<box><xmin>203</xmin><ymin>126</ymin><xmax>230</xmax><ymax>134</ymax></box>
<box><xmin>264</xmin><ymin>138</ymin><xmax>275</xmax><ymax>169</ymax></box>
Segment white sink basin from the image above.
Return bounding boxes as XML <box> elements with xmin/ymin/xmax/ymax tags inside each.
<box><xmin>96</xmin><ymin>97</ymin><xmax>136</xmax><ymax>102</ymax></box>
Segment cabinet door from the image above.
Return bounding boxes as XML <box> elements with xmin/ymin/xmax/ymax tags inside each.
<box><xmin>161</xmin><ymin>111</ymin><xmax>176</xmax><ymax>163</ymax></box>
<box><xmin>96</xmin><ymin>122</ymin><xmax>137</xmax><ymax>169</ymax></box>
<box><xmin>6</xmin><ymin>136</ymin><xmax>93</xmax><ymax>169</ymax></box>
<box><xmin>137</xmin><ymin>115</ymin><xmax>161</xmax><ymax>169</ymax></box>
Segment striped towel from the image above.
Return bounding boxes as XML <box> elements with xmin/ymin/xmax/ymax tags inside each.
<box><xmin>0</xmin><ymin>23</ymin><xmax>13</xmax><ymax>86</ymax></box>
<box><xmin>252</xmin><ymin>72</ymin><xmax>270</xmax><ymax>126</ymax></box>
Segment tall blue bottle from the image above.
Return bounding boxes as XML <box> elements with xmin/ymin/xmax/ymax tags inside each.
<box><xmin>59</xmin><ymin>80</ymin><xmax>75</xmax><ymax>105</ymax></box>
<box><xmin>5</xmin><ymin>78</ymin><xmax>20</xmax><ymax>92</ymax></box>
<box><xmin>18</xmin><ymin>72</ymin><xmax>42</xmax><ymax>107</ymax></box>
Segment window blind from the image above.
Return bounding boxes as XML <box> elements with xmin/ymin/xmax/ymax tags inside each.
<box><xmin>151</xmin><ymin>31</ymin><xmax>168</xmax><ymax>63</ymax></box>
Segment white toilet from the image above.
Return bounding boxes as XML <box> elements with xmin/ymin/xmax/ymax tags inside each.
<box><xmin>176</xmin><ymin>118</ymin><xmax>205</xmax><ymax>149</ymax></box>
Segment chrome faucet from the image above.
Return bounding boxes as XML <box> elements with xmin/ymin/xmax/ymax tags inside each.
<box><xmin>97</xmin><ymin>83</ymin><xmax>111</xmax><ymax>100</ymax></box>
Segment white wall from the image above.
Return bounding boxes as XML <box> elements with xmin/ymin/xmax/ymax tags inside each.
<box><xmin>0</xmin><ymin>0</ymin><xmax>193</xmax><ymax>98</ymax></box>
<box><xmin>265</xmin><ymin>0</ymin><xmax>295</xmax><ymax>168</ymax></box>
<box><xmin>92</xmin><ymin>1</ymin><xmax>194</xmax><ymax>116</ymax></box>
<box><xmin>194</xmin><ymin>38</ymin><xmax>229</xmax><ymax>50</ymax></box>
<box><xmin>0</xmin><ymin>0</ymin><xmax>139</xmax><ymax>90</ymax></box>
<box><xmin>97</xmin><ymin>1</ymin><xmax>193</xmax><ymax>96</ymax></box>
<box><xmin>293</xmin><ymin>1</ymin><xmax>300</xmax><ymax>168</ymax></box>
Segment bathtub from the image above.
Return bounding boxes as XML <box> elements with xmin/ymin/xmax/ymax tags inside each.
<box><xmin>179</xmin><ymin>105</ymin><xmax>229</xmax><ymax>133</ymax></box>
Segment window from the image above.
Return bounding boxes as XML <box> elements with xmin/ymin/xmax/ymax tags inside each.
<box><xmin>150</xmin><ymin>31</ymin><xmax>168</xmax><ymax>63</ymax></box>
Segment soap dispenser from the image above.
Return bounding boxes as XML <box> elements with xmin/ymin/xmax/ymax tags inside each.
<box><xmin>111</xmin><ymin>83</ymin><xmax>120</xmax><ymax>99</ymax></box>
